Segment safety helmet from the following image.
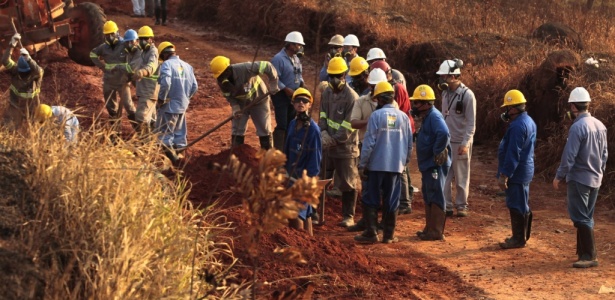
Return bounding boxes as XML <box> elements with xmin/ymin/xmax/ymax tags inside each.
<box><xmin>103</xmin><ymin>20</ymin><xmax>118</xmax><ymax>34</ymax></box>
<box><xmin>366</xmin><ymin>47</ymin><xmax>387</xmax><ymax>62</ymax></box>
<box><xmin>348</xmin><ymin>56</ymin><xmax>369</xmax><ymax>76</ymax></box>
<box><xmin>370</xmin><ymin>60</ymin><xmax>391</xmax><ymax>73</ymax></box>
<box><xmin>367</xmin><ymin>68</ymin><xmax>388</xmax><ymax>85</ymax></box>
<box><xmin>157</xmin><ymin>41</ymin><xmax>175</xmax><ymax>58</ymax></box>
<box><xmin>410</xmin><ymin>84</ymin><xmax>436</xmax><ymax>101</ymax></box>
<box><xmin>327</xmin><ymin>57</ymin><xmax>348</xmax><ymax>75</ymax></box>
<box><xmin>292</xmin><ymin>87</ymin><xmax>313</xmax><ymax>103</ymax></box>
<box><xmin>284</xmin><ymin>31</ymin><xmax>305</xmax><ymax>45</ymax></box>
<box><xmin>436</xmin><ymin>59</ymin><xmax>463</xmax><ymax>75</ymax></box>
<box><xmin>210</xmin><ymin>56</ymin><xmax>231</xmax><ymax>79</ymax></box>
<box><xmin>373</xmin><ymin>81</ymin><xmax>394</xmax><ymax>98</ymax></box>
<box><xmin>123</xmin><ymin>29</ymin><xmax>138</xmax><ymax>42</ymax></box>
<box><xmin>568</xmin><ymin>87</ymin><xmax>591</xmax><ymax>103</ymax></box>
<box><xmin>34</xmin><ymin>104</ymin><xmax>53</xmax><ymax>123</ymax></box>
<box><xmin>343</xmin><ymin>34</ymin><xmax>360</xmax><ymax>47</ymax></box>
<box><xmin>138</xmin><ymin>26</ymin><xmax>154</xmax><ymax>38</ymax></box>
<box><xmin>17</xmin><ymin>56</ymin><xmax>30</xmax><ymax>72</ymax></box>
<box><xmin>328</xmin><ymin>34</ymin><xmax>344</xmax><ymax>46</ymax></box>
<box><xmin>501</xmin><ymin>89</ymin><xmax>527</xmax><ymax>107</ymax></box>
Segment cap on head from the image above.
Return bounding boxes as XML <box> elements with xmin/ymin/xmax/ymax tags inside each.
<box><xmin>370</xmin><ymin>60</ymin><xmax>391</xmax><ymax>73</ymax></box>
<box><xmin>284</xmin><ymin>31</ymin><xmax>305</xmax><ymax>45</ymax></box>
<box><xmin>328</xmin><ymin>34</ymin><xmax>344</xmax><ymax>46</ymax></box>
<box><xmin>502</xmin><ymin>89</ymin><xmax>527</xmax><ymax>107</ymax></box>
<box><xmin>292</xmin><ymin>87</ymin><xmax>313</xmax><ymax>103</ymax></box>
<box><xmin>568</xmin><ymin>87</ymin><xmax>591</xmax><ymax>103</ymax></box>
<box><xmin>410</xmin><ymin>84</ymin><xmax>436</xmax><ymax>101</ymax></box>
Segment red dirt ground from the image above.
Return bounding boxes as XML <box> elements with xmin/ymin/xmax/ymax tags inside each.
<box><xmin>2</xmin><ymin>3</ymin><xmax>614</xmax><ymax>299</ymax></box>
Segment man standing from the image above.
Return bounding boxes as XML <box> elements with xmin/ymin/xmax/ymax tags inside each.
<box><xmin>156</xmin><ymin>42</ymin><xmax>198</xmax><ymax>163</ymax></box>
<box><xmin>318</xmin><ymin>34</ymin><xmax>345</xmax><ymax>82</ymax></box>
<box><xmin>132</xmin><ymin>26</ymin><xmax>160</xmax><ymax>135</ymax></box>
<box><xmin>437</xmin><ymin>59</ymin><xmax>476</xmax><ymax>217</ymax></box>
<box><xmin>365</xmin><ymin>47</ymin><xmax>406</xmax><ymax>90</ymax></box>
<box><xmin>154</xmin><ymin>0</ymin><xmax>168</xmax><ymax>26</ymax></box>
<box><xmin>354</xmin><ymin>81</ymin><xmax>412</xmax><ymax>244</ymax></box>
<box><xmin>271</xmin><ymin>31</ymin><xmax>305</xmax><ymax>149</ymax></box>
<box><xmin>497</xmin><ymin>89</ymin><xmax>537</xmax><ymax>249</ymax></box>
<box><xmin>209</xmin><ymin>56</ymin><xmax>280</xmax><ymax>149</ymax></box>
<box><xmin>131</xmin><ymin>0</ymin><xmax>145</xmax><ymax>17</ymax></box>
<box><xmin>412</xmin><ymin>84</ymin><xmax>451</xmax><ymax>241</ymax></box>
<box><xmin>348</xmin><ymin>56</ymin><xmax>371</xmax><ymax>96</ymax></box>
<box><xmin>319</xmin><ymin>57</ymin><xmax>360</xmax><ymax>227</ymax></box>
<box><xmin>2</xmin><ymin>33</ymin><xmax>44</xmax><ymax>130</ymax></box>
<box><xmin>553</xmin><ymin>87</ymin><xmax>607</xmax><ymax>268</ymax></box>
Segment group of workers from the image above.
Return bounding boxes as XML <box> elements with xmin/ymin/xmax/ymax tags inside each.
<box><xmin>208</xmin><ymin>31</ymin><xmax>606</xmax><ymax>269</ymax></box>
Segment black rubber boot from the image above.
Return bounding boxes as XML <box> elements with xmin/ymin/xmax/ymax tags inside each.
<box><xmin>573</xmin><ymin>224</ymin><xmax>598</xmax><ymax>268</ymax></box>
<box><xmin>354</xmin><ymin>207</ymin><xmax>379</xmax><ymax>244</ymax></box>
<box><xmin>420</xmin><ymin>204</ymin><xmax>446</xmax><ymax>241</ymax></box>
<box><xmin>155</xmin><ymin>7</ymin><xmax>160</xmax><ymax>24</ymax></box>
<box><xmin>163</xmin><ymin>146</ymin><xmax>179</xmax><ymax>164</ymax></box>
<box><xmin>382</xmin><ymin>208</ymin><xmax>399</xmax><ymax>243</ymax></box>
<box><xmin>500</xmin><ymin>209</ymin><xmax>526</xmax><ymax>249</ymax></box>
<box><xmin>399</xmin><ymin>167</ymin><xmax>412</xmax><ymax>214</ymax></box>
<box><xmin>416</xmin><ymin>204</ymin><xmax>432</xmax><ymax>237</ymax></box>
<box><xmin>259</xmin><ymin>135</ymin><xmax>272</xmax><ymax>150</ymax></box>
<box><xmin>273</xmin><ymin>129</ymin><xmax>286</xmax><ymax>150</ymax></box>
<box><xmin>231</xmin><ymin>135</ymin><xmax>244</xmax><ymax>147</ymax></box>
<box><xmin>338</xmin><ymin>190</ymin><xmax>357</xmax><ymax>227</ymax></box>
<box><xmin>347</xmin><ymin>217</ymin><xmax>366</xmax><ymax>232</ymax></box>
<box><xmin>525</xmin><ymin>211</ymin><xmax>533</xmax><ymax>240</ymax></box>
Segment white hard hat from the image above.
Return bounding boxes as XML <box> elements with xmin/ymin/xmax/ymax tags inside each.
<box><xmin>328</xmin><ymin>34</ymin><xmax>344</xmax><ymax>46</ymax></box>
<box><xmin>284</xmin><ymin>31</ymin><xmax>305</xmax><ymax>45</ymax></box>
<box><xmin>366</xmin><ymin>47</ymin><xmax>386</xmax><ymax>62</ymax></box>
<box><xmin>568</xmin><ymin>87</ymin><xmax>591</xmax><ymax>103</ymax></box>
<box><xmin>436</xmin><ymin>59</ymin><xmax>463</xmax><ymax>75</ymax></box>
<box><xmin>367</xmin><ymin>68</ymin><xmax>388</xmax><ymax>85</ymax></box>
<box><xmin>343</xmin><ymin>34</ymin><xmax>360</xmax><ymax>47</ymax></box>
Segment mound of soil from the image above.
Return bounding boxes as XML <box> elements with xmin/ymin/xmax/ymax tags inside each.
<box><xmin>0</xmin><ymin>148</ymin><xmax>38</xmax><ymax>237</ymax></box>
<box><xmin>532</xmin><ymin>22</ymin><xmax>584</xmax><ymax>50</ymax></box>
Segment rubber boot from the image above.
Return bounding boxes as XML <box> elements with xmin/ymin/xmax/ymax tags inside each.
<box><xmin>338</xmin><ymin>190</ymin><xmax>357</xmax><ymax>227</ymax></box>
<box><xmin>161</xmin><ymin>7</ymin><xmax>167</xmax><ymax>25</ymax></box>
<box><xmin>399</xmin><ymin>167</ymin><xmax>412</xmax><ymax>214</ymax></box>
<box><xmin>273</xmin><ymin>129</ymin><xmax>286</xmax><ymax>150</ymax></box>
<box><xmin>416</xmin><ymin>204</ymin><xmax>432</xmax><ymax>237</ymax></box>
<box><xmin>382</xmin><ymin>209</ymin><xmax>399</xmax><ymax>243</ymax></box>
<box><xmin>163</xmin><ymin>146</ymin><xmax>179</xmax><ymax>165</ymax></box>
<box><xmin>259</xmin><ymin>135</ymin><xmax>272</xmax><ymax>150</ymax></box>
<box><xmin>420</xmin><ymin>204</ymin><xmax>446</xmax><ymax>241</ymax></box>
<box><xmin>155</xmin><ymin>7</ymin><xmax>160</xmax><ymax>24</ymax></box>
<box><xmin>354</xmin><ymin>206</ymin><xmax>379</xmax><ymax>244</ymax></box>
<box><xmin>525</xmin><ymin>211</ymin><xmax>533</xmax><ymax>240</ymax></box>
<box><xmin>499</xmin><ymin>209</ymin><xmax>526</xmax><ymax>249</ymax></box>
<box><xmin>231</xmin><ymin>135</ymin><xmax>244</xmax><ymax>147</ymax></box>
<box><xmin>347</xmin><ymin>216</ymin><xmax>366</xmax><ymax>232</ymax></box>
<box><xmin>573</xmin><ymin>224</ymin><xmax>598</xmax><ymax>268</ymax></box>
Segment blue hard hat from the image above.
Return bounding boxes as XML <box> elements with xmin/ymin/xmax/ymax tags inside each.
<box><xmin>17</xmin><ymin>56</ymin><xmax>30</xmax><ymax>72</ymax></box>
<box><xmin>123</xmin><ymin>29</ymin><xmax>138</xmax><ymax>42</ymax></box>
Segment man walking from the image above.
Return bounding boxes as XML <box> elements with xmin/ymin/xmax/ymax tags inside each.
<box><xmin>132</xmin><ymin>26</ymin><xmax>160</xmax><ymax>135</ymax></box>
<box><xmin>553</xmin><ymin>87</ymin><xmax>607</xmax><ymax>268</ymax></box>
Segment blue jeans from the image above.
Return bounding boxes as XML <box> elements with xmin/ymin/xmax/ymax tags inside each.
<box><xmin>421</xmin><ymin>165</ymin><xmax>449</xmax><ymax>211</ymax></box>
<box><xmin>364</xmin><ymin>171</ymin><xmax>401</xmax><ymax>213</ymax></box>
<box><xmin>567</xmin><ymin>180</ymin><xmax>598</xmax><ymax>228</ymax></box>
<box><xmin>505</xmin><ymin>182</ymin><xmax>530</xmax><ymax>214</ymax></box>
<box><xmin>271</xmin><ymin>92</ymin><xmax>295</xmax><ymax>132</ymax></box>
<box><xmin>156</xmin><ymin>111</ymin><xmax>187</xmax><ymax>148</ymax></box>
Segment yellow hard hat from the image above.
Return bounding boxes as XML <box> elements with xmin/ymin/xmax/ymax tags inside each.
<box><xmin>502</xmin><ymin>89</ymin><xmax>527</xmax><ymax>107</ymax></box>
<box><xmin>292</xmin><ymin>87</ymin><xmax>313</xmax><ymax>103</ymax></box>
<box><xmin>348</xmin><ymin>56</ymin><xmax>369</xmax><ymax>76</ymax></box>
<box><xmin>210</xmin><ymin>56</ymin><xmax>231</xmax><ymax>79</ymax></box>
<box><xmin>327</xmin><ymin>57</ymin><xmax>348</xmax><ymax>75</ymax></box>
<box><xmin>103</xmin><ymin>20</ymin><xmax>118</xmax><ymax>34</ymax></box>
<box><xmin>410</xmin><ymin>84</ymin><xmax>436</xmax><ymax>101</ymax></box>
<box><xmin>157</xmin><ymin>41</ymin><xmax>175</xmax><ymax>58</ymax></box>
<box><xmin>373</xmin><ymin>81</ymin><xmax>394</xmax><ymax>98</ymax></box>
<box><xmin>35</xmin><ymin>104</ymin><xmax>53</xmax><ymax>123</ymax></box>
<box><xmin>138</xmin><ymin>25</ymin><xmax>154</xmax><ymax>38</ymax></box>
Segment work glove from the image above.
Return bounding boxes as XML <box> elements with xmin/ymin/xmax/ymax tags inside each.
<box><xmin>498</xmin><ymin>175</ymin><xmax>508</xmax><ymax>191</ymax></box>
<box><xmin>19</xmin><ymin>48</ymin><xmax>30</xmax><ymax>59</ymax></box>
<box><xmin>321</xmin><ymin>130</ymin><xmax>336</xmax><ymax>149</ymax></box>
<box><xmin>358</xmin><ymin>168</ymin><xmax>369</xmax><ymax>182</ymax></box>
<box><xmin>231</xmin><ymin>105</ymin><xmax>242</xmax><ymax>119</ymax></box>
<box><xmin>9</xmin><ymin>33</ymin><xmax>21</xmax><ymax>47</ymax></box>
<box><xmin>434</xmin><ymin>148</ymin><xmax>448</xmax><ymax>166</ymax></box>
<box><xmin>133</xmin><ymin>69</ymin><xmax>147</xmax><ymax>81</ymax></box>
<box><xmin>268</xmin><ymin>86</ymin><xmax>280</xmax><ymax>95</ymax></box>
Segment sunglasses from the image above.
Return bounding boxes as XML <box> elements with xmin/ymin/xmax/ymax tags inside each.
<box><xmin>293</xmin><ymin>97</ymin><xmax>311</xmax><ymax>104</ymax></box>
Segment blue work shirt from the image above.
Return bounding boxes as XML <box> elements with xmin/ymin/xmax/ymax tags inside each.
<box><xmin>359</xmin><ymin>104</ymin><xmax>412</xmax><ymax>173</ymax></box>
<box><xmin>497</xmin><ymin>112</ymin><xmax>537</xmax><ymax>184</ymax></box>
<box><xmin>271</xmin><ymin>49</ymin><xmax>303</xmax><ymax>91</ymax></box>
<box><xmin>157</xmin><ymin>56</ymin><xmax>198</xmax><ymax>114</ymax></box>
<box><xmin>415</xmin><ymin>106</ymin><xmax>451</xmax><ymax>172</ymax></box>
<box><xmin>556</xmin><ymin>113</ymin><xmax>608</xmax><ymax>188</ymax></box>
<box><xmin>51</xmin><ymin>106</ymin><xmax>79</xmax><ymax>142</ymax></box>
<box><xmin>284</xmin><ymin>119</ymin><xmax>322</xmax><ymax>179</ymax></box>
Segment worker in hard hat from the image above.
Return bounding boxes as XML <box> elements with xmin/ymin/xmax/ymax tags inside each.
<box><xmin>34</xmin><ymin>104</ymin><xmax>80</xmax><ymax>143</ymax></box>
<box><xmin>284</xmin><ymin>88</ymin><xmax>322</xmax><ymax>234</ymax></box>
<box><xmin>90</xmin><ymin>20</ymin><xmax>137</xmax><ymax>138</ymax></box>
<box><xmin>210</xmin><ymin>56</ymin><xmax>280</xmax><ymax>150</ymax></box>
<box><xmin>370</xmin><ymin>60</ymin><xmax>415</xmax><ymax>215</ymax></box>
<box><xmin>342</xmin><ymin>34</ymin><xmax>360</xmax><ymax>84</ymax></box>
<box><xmin>319</xmin><ymin>57</ymin><xmax>360</xmax><ymax>228</ymax></box>
<box><xmin>497</xmin><ymin>89</ymin><xmax>537</xmax><ymax>249</ymax></box>
<box><xmin>366</xmin><ymin>47</ymin><xmax>407</xmax><ymax>90</ymax></box>
<box><xmin>348</xmin><ymin>56</ymin><xmax>371</xmax><ymax>96</ymax></box>
<box><xmin>270</xmin><ymin>31</ymin><xmax>305</xmax><ymax>149</ymax></box>
<box><xmin>156</xmin><ymin>42</ymin><xmax>198</xmax><ymax>163</ymax></box>
<box><xmin>1</xmin><ymin>33</ymin><xmax>44</xmax><ymax>131</ymax></box>
<box><xmin>412</xmin><ymin>84</ymin><xmax>451</xmax><ymax>241</ymax></box>
<box><xmin>553</xmin><ymin>87</ymin><xmax>606</xmax><ymax>268</ymax></box>
<box><xmin>318</xmin><ymin>34</ymin><xmax>345</xmax><ymax>82</ymax></box>
<box><xmin>131</xmin><ymin>26</ymin><xmax>160</xmax><ymax>136</ymax></box>
<box><xmin>436</xmin><ymin>59</ymin><xmax>476</xmax><ymax>218</ymax></box>
<box><xmin>354</xmin><ymin>81</ymin><xmax>412</xmax><ymax>244</ymax></box>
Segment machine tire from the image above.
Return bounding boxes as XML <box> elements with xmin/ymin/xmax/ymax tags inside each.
<box><xmin>66</xmin><ymin>2</ymin><xmax>105</xmax><ymax>66</ymax></box>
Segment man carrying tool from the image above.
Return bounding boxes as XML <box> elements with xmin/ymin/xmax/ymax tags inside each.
<box><xmin>271</xmin><ymin>31</ymin><xmax>305</xmax><ymax>149</ymax></box>
<box><xmin>319</xmin><ymin>56</ymin><xmax>360</xmax><ymax>227</ymax></box>
<box><xmin>553</xmin><ymin>87</ymin><xmax>607</xmax><ymax>268</ymax></box>
<box><xmin>90</xmin><ymin>20</ymin><xmax>137</xmax><ymax>138</ymax></box>
<box><xmin>156</xmin><ymin>42</ymin><xmax>198</xmax><ymax>163</ymax></box>
<box><xmin>210</xmin><ymin>56</ymin><xmax>280</xmax><ymax>149</ymax></box>
<box><xmin>2</xmin><ymin>33</ymin><xmax>44</xmax><ymax>130</ymax></box>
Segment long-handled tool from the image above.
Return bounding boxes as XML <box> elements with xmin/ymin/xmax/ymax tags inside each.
<box><xmin>10</xmin><ymin>17</ymin><xmax>24</xmax><ymax>49</ymax></box>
